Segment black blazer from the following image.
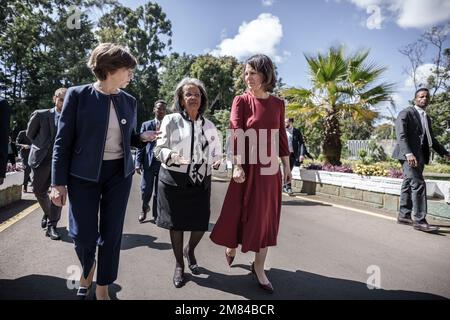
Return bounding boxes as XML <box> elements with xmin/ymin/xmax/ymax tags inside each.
<box><xmin>52</xmin><ymin>84</ymin><xmax>142</xmax><ymax>185</ymax></box>
<box><xmin>16</xmin><ymin>130</ymin><xmax>31</xmax><ymax>160</ymax></box>
<box><xmin>292</xmin><ymin>127</ymin><xmax>306</xmax><ymax>164</ymax></box>
<box><xmin>0</xmin><ymin>99</ymin><xmax>10</xmax><ymax>178</ymax></box>
<box><xmin>392</xmin><ymin>106</ymin><xmax>449</xmax><ymax>164</ymax></box>
<box><xmin>26</xmin><ymin>108</ymin><xmax>58</xmax><ymax>168</ymax></box>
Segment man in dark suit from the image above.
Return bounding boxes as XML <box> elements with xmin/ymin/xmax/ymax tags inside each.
<box><xmin>0</xmin><ymin>99</ymin><xmax>10</xmax><ymax>186</ymax></box>
<box><xmin>16</xmin><ymin>130</ymin><xmax>32</xmax><ymax>192</ymax></box>
<box><xmin>27</xmin><ymin>88</ymin><xmax>67</xmax><ymax>240</ymax></box>
<box><xmin>284</xmin><ymin>118</ymin><xmax>310</xmax><ymax>195</ymax></box>
<box><xmin>392</xmin><ymin>88</ymin><xmax>450</xmax><ymax>233</ymax></box>
<box><xmin>135</xmin><ymin>100</ymin><xmax>166</xmax><ymax>223</ymax></box>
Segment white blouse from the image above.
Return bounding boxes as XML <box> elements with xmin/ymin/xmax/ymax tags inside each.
<box><xmin>154</xmin><ymin>113</ymin><xmax>222</xmax><ymax>184</ymax></box>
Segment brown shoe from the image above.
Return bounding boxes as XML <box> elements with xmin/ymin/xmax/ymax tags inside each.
<box><xmin>413</xmin><ymin>220</ymin><xmax>439</xmax><ymax>233</ymax></box>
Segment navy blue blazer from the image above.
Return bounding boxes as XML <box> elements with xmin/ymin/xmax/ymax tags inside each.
<box><xmin>135</xmin><ymin>119</ymin><xmax>161</xmax><ymax>170</ymax></box>
<box><xmin>52</xmin><ymin>84</ymin><xmax>142</xmax><ymax>185</ymax></box>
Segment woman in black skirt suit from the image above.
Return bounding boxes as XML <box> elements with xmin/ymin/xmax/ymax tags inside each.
<box><xmin>154</xmin><ymin>77</ymin><xmax>221</xmax><ymax>288</ymax></box>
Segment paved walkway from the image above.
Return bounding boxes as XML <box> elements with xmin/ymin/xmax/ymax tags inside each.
<box><xmin>0</xmin><ymin>176</ymin><xmax>449</xmax><ymax>300</ymax></box>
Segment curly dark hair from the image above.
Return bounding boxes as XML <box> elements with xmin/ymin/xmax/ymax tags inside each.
<box><xmin>172</xmin><ymin>78</ymin><xmax>208</xmax><ymax>115</ymax></box>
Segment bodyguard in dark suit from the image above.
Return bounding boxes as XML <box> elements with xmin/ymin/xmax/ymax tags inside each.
<box><xmin>50</xmin><ymin>43</ymin><xmax>158</xmax><ymax>300</ymax></box>
<box><xmin>16</xmin><ymin>130</ymin><xmax>32</xmax><ymax>192</ymax></box>
<box><xmin>26</xmin><ymin>88</ymin><xmax>66</xmax><ymax>239</ymax></box>
<box><xmin>392</xmin><ymin>88</ymin><xmax>450</xmax><ymax>233</ymax></box>
<box><xmin>284</xmin><ymin>118</ymin><xmax>308</xmax><ymax>194</ymax></box>
<box><xmin>136</xmin><ymin>100</ymin><xmax>166</xmax><ymax>223</ymax></box>
<box><xmin>0</xmin><ymin>99</ymin><xmax>10</xmax><ymax>185</ymax></box>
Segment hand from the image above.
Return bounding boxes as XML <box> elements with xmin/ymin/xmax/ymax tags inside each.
<box><xmin>212</xmin><ymin>159</ymin><xmax>222</xmax><ymax>170</ymax></box>
<box><xmin>140</xmin><ymin>130</ymin><xmax>161</xmax><ymax>142</ymax></box>
<box><xmin>135</xmin><ymin>166</ymin><xmax>141</xmax><ymax>175</ymax></box>
<box><xmin>406</xmin><ymin>154</ymin><xmax>417</xmax><ymax>167</ymax></box>
<box><xmin>170</xmin><ymin>153</ymin><xmax>190</xmax><ymax>165</ymax></box>
<box><xmin>299</xmin><ymin>155</ymin><xmax>305</xmax><ymax>163</ymax></box>
<box><xmin>283</xmin><ymin>165</ymin><xmax>292</xmax><ymax>186</ymax></box>
<box><xmin>50</xmin><ymin>185</ymin><xmax>67</xmax><ymax>207</ymax></box>
<box><xmin>232</xmin><ymin>165</ymin><xmax>245</xmax><ymax>183</ymax></box>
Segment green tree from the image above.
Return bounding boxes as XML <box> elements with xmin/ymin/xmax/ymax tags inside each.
<box><xmin>0</xmin><ymin>0</ymin><xmax>115</xmax><ymax>128</ymax></box>
<box><xmin>372</xmin><ymin>123</ymin><xmax>395</xmax><ymax>140</ymax></box>
<box><xmin>158</xmin><ymin>53</ymin><xmax>196</xmax><ymax>106</ymax></box>
<box><xmin>426</xmin><ymin>90</ymin><xmax>450</xmax><ymax>163</ymax></box>
<box><xmin>283</xmin><ymin>47</ymin><xmax>394</xmax><ymax>165</ymax></box>
<box><xmin>97</xmin><ymin>2</ymin><xmax>172</xmax><ymax>124</ymax></box>
<box><xmin>190</xmin><ymin>54</ymin><xmax>243</xmax><ymax>114</ymax></box>
<box><xmin>340</xmin><ymin>116</ymin><xmax>374</xmax><ymax>141</ymax></box>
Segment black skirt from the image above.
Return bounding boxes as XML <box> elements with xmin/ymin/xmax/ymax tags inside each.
<box><xmin>156</xmin><ymin>171</ymin><xmax>211</xmax><ymax>231</ymax></box>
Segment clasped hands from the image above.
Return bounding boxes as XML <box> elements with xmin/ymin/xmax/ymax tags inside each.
<box><xmin>169</xmin><ymin>153</ymin><xmax>222</xmax><ymax>168</ymax></box>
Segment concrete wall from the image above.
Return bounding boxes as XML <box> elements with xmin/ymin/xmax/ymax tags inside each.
<box><xmin>0</xmin><ymin>172</ymin><xmax>23</xmax><ymax>208</ymax></box>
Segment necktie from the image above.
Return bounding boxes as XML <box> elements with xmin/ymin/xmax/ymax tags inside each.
<box><xmin>421</xmin><ymin>112</ymin><xmax>432</xmax><ymax>146</ymax></box>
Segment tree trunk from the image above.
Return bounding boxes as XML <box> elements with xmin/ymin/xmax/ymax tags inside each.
<box><xmin>322</xmin><ymin>112</ymin><xmax>342</xmax><ymax>165</ymax></box>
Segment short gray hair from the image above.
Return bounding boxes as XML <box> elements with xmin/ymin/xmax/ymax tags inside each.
<box><xmin>172</xmin><ymin>77</ymin><xmax>208</xmax><ymax>115</ymax></box>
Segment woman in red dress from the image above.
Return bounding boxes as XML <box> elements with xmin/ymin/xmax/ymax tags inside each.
<box><xmin>210</xmin><ymin>54</ymin><xmax>291</xmax><ymax>293</ymax></box>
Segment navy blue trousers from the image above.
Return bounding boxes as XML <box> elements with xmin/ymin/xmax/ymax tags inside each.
<box><xmin>141</xmin><ymin>163</ymin><xmax>160</xmax><ymax>218</ymax></box>
<box><xmin>67</xmin><ymin>159</ymin><xmax>132</xmax><ymax>286</ymax></box>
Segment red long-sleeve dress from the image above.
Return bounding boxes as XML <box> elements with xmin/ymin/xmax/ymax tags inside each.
<box><xmin>210</xmin><ymin>92</ymin><xmax>290</xmax><ymax>253</ymax></box>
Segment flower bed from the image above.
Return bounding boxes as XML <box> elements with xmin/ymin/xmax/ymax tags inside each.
<box><xmin>291</xmin><ymin>167</ymin><xmax>450</xmax><ymax>219</ymax></box>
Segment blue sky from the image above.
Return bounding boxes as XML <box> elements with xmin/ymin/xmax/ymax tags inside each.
<box><xmin>96</xmin><ymin>0</ymin><xmax>450</xmax><ymax>119</ymax></box>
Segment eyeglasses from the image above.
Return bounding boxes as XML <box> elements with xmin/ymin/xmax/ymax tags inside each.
<box><xmin>183</xmin><ymin>92</ymin><xmax>201</xmax><ymax>98</ymax></box>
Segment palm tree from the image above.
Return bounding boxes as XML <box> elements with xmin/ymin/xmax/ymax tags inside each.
<box><xmin>283</xmin><ymin>47</ymin><xmax>394</xmax><ymax>165</ymax></box>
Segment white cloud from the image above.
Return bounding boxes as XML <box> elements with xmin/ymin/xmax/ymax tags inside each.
<box><xmin>404</xmin><ymin>63</ymin><xmax>438</xmax><ymax>89</ymax></box>
<box><xmin>397</xmin><ymin>0</ymin><xmax>450</xmax><ymax>29</ymax></box>
<box><xmin>262</xmin><ymin>0</ymin><xmax>275</xmax><ymax>6</ymax></box>
<box><xmin>347</xmin><ymin>0</ymin><xmax>450</xmax><ymax>29</ymax></box>
<box><xmin>210</xmin><ymin>13</ymin><xmax>285</xmax><ymax>62</ymax></box>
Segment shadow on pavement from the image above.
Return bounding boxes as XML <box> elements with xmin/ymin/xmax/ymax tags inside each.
<box><xmin>282</xmin><ymin>199</ymin><xmax>332</xmax><ymax>207</ymax></box>
<box><xmin>0</xmin><ymin>274</ymin><xmax>122</xmax><ymax>300</ymax></box>
<box><xmin>120</xmin><ymin>233</ymin><xmax>172</xmax><ymax>251</ymax></box>
<box><xmin>56</xmin><ymin>229</ymin><xmax>172</xmax><ymax>251</ymax></box>
<box><xmin>188</xmin><ymin>264</ymin><xmax>448</xmax><ymax>300</ymax></box>
<box><xmin>0</xmin><ymin>199</ymin><xmax>37</xmax><ymax>224</ymax></box>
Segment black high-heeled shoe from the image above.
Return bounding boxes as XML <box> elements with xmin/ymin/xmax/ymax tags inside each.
<box><xmin>173</xmin><ymin>266</ymin><xmax>185</xmax><ymax>288</ymax></box>
<box><xmin>77</xmin><ymin>260</ymin><xmax>96</xmax><ymax>299</ymax></box>
<box><xmin>76</xmin><ymin>284</ymin><xmax>92</xmax><ymax>300</ymax></box>
<box><xmin>251</xmin><ymin>262</ymin><xmax>274</xmax><ymax>293</ymax></box>
<box><xmin>183</xmin><ymin>247</ymin><xmax>200</xmax><ymax>275</ymax></box>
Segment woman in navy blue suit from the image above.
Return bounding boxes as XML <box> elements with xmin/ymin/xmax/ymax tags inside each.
<box><xmin>51</xmin><ymin>43</ymin><xmax>159</xmax><ymax>300</ymax></box>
